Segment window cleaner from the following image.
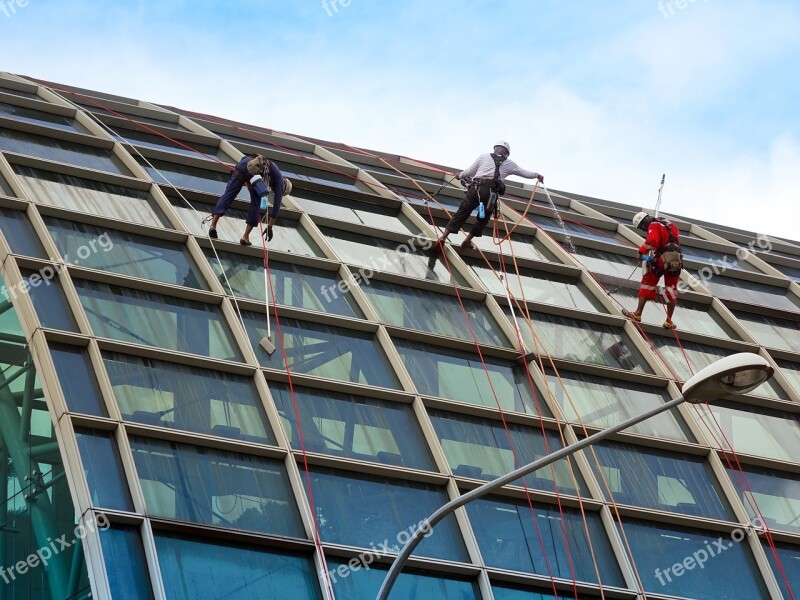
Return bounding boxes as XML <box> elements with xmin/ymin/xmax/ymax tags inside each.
<box><xmin>623</xmin><ymin>209</ymin><xmax>683</xmax><ymax>329</ymax></box>
<box><xmin>436</xmin><ymin>141</ymin><xmax>543</xmax><ymax>250</ymax></box>
<box><xmin>207</xmin><ymin>153</ymin><xmax>291</xmax><ymax>246</ymax></box>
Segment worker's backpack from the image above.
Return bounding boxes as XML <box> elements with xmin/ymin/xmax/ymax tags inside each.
<box><xmin>654</xmin><ymin>218</ymin><xmax>682</xmax><ymax>277</ymax></box>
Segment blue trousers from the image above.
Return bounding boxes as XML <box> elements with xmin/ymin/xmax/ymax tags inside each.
<box><xmin>212</xmin><ymin>173</ymin><xmax>263</xmax><ymax>227</ymax></box>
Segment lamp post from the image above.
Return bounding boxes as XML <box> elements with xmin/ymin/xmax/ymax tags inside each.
<box><xmin>376</xmin><ymin>353</ymin><xmax>774</xmax><ymax>600</ymax></box>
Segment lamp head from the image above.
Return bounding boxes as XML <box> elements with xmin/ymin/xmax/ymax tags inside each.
<box><xmin>682</xmin><ymin>353</ymin><xmax>774</xmax><ymax>404</ymax></box>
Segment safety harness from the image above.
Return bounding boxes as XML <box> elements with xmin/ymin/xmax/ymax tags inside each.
<box><xmin>652</xmin><ymin>217</ymin><xmax>683</xmax><ymax>277</ymax></box>
<box><xmin>473</xmin><ymin>153</ymin><xmax>507</xmax><ymax>219</ymax></box>
<box><xmin>231</xmin><ymin>154</ymin><xmax>272</xmax><ymax>187</ymax></box>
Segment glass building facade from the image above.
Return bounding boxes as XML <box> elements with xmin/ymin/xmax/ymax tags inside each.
<box><xmin>1</xmin><ymin>73</ymin><xmax>799</xmax><ymax>599</ymax></box>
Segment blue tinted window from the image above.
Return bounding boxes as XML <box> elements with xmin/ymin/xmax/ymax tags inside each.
<box><xmin>362</xmin><ymin>280</ymin><xmax>510</xmax><ymax>346</ymax></box>
<box><xmin>765</xmin><ymin>543</ymin><xmax>800</xmax><ymax>600</ymax></box>
<box><xmin>120</xmin><ymin>128</ymin><xmax>225</xmax><ymax>161</ymax></box>
<box><xmin>468</xmin><ymin>499</ymin><xmax>624</xmax><ymax>585</ymax></box>
<box><xmin>591</xmin><ymin>441</ymin><xmax>733</xmax><ymax>519</ymax></box>
<box><xmin>727</xmin><ymin>465</ymin><xmax>800</xmax><ymax>534</ymax></box>
<box><xmin>429</xmin><ymin>411</ymin><xmax>586</xmax><ymax>494</ymax></box>
<box><xmin>206</xmin><ymin>249</ymin><xmax>362</xmax><ymax>317</ymax></box>
<box><xmin>138</xmin><ymin>157</ymin><xmax>240</xmax><ymax>197</ymax></box>
<box><xmin>74</xmin><ymin>279</ymin><xmax>242</xmax><ymax>361</ymax></box>
<box><xmin>0</xmin><ymin>100</ymin><xmax>88</xmax><ymax>133</ymax></box>
<box><xmin>0</xmin><ymin>207</ymin><xmax>47</xmax><ymax>258</ymax></box>
<box><xmin>21</xmin><ymin>268</ymin><xmax>78</xmax><ymax>332</ymax></box>
<box><xmin>104</xmin><ymin>352</ymin><xmax>274</xmax><ymax>444</ymax></box>
<box><xmin>311</xmin><ymin>467</ymin><xmax>468</xmax><ymax>562</ymax></box>
<box><xmin>493</xmin><ymin>584</ymin><xmax>588</xmax><ymax>599</ymax></box>
<box><xmin>75</xmin><ymin>428</ymin><xmax>133</xmax><ymax>510</ymax></box>
<box><xmin>623</xmin><ymin>519</ymin><xmax>769</xmax><ymax>598</ymax></box>
<box><xmin>45</xmin><ymin>217</ymin><xmax>208</xmax><ymax>289</ymax></box>
<box><xmin>0</xmin><ymin>128</ymin><xmax>130</xmax><ymax>175</ymax></box>
<box><xmin>394</xmin><ymin>338</ymin><xmax>545</xmax><ymax>415</ymax></box>
<box><xmin>155</xmin><ymin>533</ymin><xmax>322</xmax><ymax>600</ymax></box>
<box><xmin>49</xmin><ymin>343</ymin><xmax>107</xmax><ymax>416</ymax></box>
<box><xmin>245</xmin><ymin>314</ymin><xmax>399</xmax><ymax>388</ymax></box>
<box><xmin>100</xmin><ymin>526</ymin><xmax>154</xmax><ymax>600</ymax></box>
<box><xmin>271</xmin><ymin>383</ymin><xmax>435</xmax><ymax>469</ymax></box>
<box><xmin>328</xmin><ymin>559</ymin><xmax>479</xmax><ymax>599</ymax></box>
<box><xmin>130</xmin><ymin>437</ymin><xmax>303</xmax><ymax>537</ymax></box>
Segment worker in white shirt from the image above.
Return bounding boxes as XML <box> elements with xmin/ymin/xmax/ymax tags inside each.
<box><xmin>437</xmin><ymin>141</ymin><xmax>543</xmax><ymax>249</ymax></box>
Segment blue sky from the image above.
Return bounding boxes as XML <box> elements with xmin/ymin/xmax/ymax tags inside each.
<box><xmin>3</xmin><ymin>0</ymin><xmax>799</xmax><ymax>241</ymax></box>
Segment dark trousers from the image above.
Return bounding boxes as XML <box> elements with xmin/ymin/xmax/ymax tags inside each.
<box><xmin>213</xmin><ymin>173</ymin><xmax>262</xmax><ymax>227</ymax></box>
<box><xmin>445</xmin><ymin>183</ymin><xmax>493</xmax><ymax>238</ymax></box>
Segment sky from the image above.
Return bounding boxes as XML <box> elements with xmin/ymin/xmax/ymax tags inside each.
<box><xmin>2</xmin><ymin>0</ymin><xmax>799</xmax><ymax>241</ymax></box>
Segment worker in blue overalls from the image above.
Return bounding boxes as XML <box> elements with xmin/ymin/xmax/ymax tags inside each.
<box><xmin>208</xmin><ymin>154</ymin><xmax>292</xmax><ymax>245</ymax></box>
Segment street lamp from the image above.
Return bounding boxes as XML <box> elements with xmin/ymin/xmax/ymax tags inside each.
<box><xmin>375</xmin><ymin>353</ymin><xmax>774</xmax><ymax>600</ymax></box>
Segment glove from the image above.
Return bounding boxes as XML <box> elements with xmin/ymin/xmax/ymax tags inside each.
<box><xmin>460</xmin><ymin>177</ymin><xmax>472</xmax><ymax>186</ymax></box>
<box><xmin>640</xmin><ymin>254</ymin><xmax>652</xmax><ymax>263</ymax></box>
<box><xmin>536</xmin><ymin>174</ymin><xmax>544</xmax><ymax>184</ymax></box>
<box><xmin>265</xmin><ymin>225</ymin><xmax>274</xmax><ymax>242</ymax></box>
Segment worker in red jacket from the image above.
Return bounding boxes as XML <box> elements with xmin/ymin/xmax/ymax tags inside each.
<box><xmin>623</xmin><ymin>212</ymin><xmax>683</xmax><ymax>329</ymax></box>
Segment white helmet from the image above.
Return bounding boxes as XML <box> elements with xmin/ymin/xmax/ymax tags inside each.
<box><xmin>282</xmin><ymin>178</ymin><xmax>292</xmax><ymax>196</ymax></box>
<box><xmin>493</xmin><ymin>140</ymin><xmax>511</xmax><ymax>155</ymax></box>
<box><xmin>632</xmin><ymin>211</ymin><xmax>651</xmax><ymax>229</ymax></box>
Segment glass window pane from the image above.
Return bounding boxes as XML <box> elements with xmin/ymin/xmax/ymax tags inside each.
<box><xmin>205</xmin><ymin>249</ymin><xmax>362</xmax><ymax>317</ymax></box>
<box><xmin>130</xmin><ymin>437</ymin><xmax>303</xmax><ymax>536</ymax></box>
<box><xmin>138</xmin><ymin>156</ymin><xmax>245</xmax><ymax>198</ymax></box>
<box><xmin>168</xmin><ymin>196</ymin><xmax>324</xmax><ymax>256</ymax></box>
<box><xmin>697</xmin><ymin>401</ymin><xmax>800</xmax><ymax>463</ymax></box>
<box><xmin>49</xmin><ymin>342</ymin><xmax>107</xmax><ymax>416</ymax></box>
<box><xmin>119</xmin><ymin>128</ymin><xmax>226</xmax><ymax>161</ymax></box>
<box><xmin>692</xmin><ymin>271</ymin><xmax>800</xmax><ymax>313</ymax></box>
<box><xmin>75</xmin><ymin>428</ymin><xmax>133</xmax><ymax>510</ymax></box>
<box><xmin>622</xmin><ymin>519</ymin><xmax>769</xmax><ymax>599</ymax></box>
<box><xmin>155</xmin><ymin>532</ymin><xmax>322</xmax><ymax>600</ymax></box>
<box><xmin>513</xmin><ymin>310</ymin><xmax>653</xmax><ymax>373</ymax></box>
<box><xmin>531</xmin><ymin>214</ymin><xmax>627</xmax><ymax>245</ymax></box>
<box><xmin>0</xmin><ymin>170</ymin><xmax>12</xmax><ymax>195</ymax></box>
<box><xmin>281</xmin><ymin>162</ymin><xmax>366</xmax><ymax>193</ymax></box>
<box><xmin>271</xmin><ymin>383</ymin><xmax>435</xmax><ymax>469</ymax></box>
<box><xmin>0</xmin><ymin>207</ymin><xmax>47</xmax><ymax>258</ymax></box>
<box><xmin>544</xmin><ymin>369</ymin><xmax>692</xmax><ymax>441</ymax></box>
<box><xmin>468</xmin><ymin>498</ymin><xmax>624</xmax><ymax>585</ymax></box>
<box><xmin>14</xmin><ymin>165</ymin><xmax>169</xmax><ymax>228</ymax></box>
<box><xmin>328</xmin><ymin>559</ymin><xmax>479</xmax><ymax>599</ymax></box>
<box><xmin>394</xmin><ymin>338</ymin><xmax>546</xmax><ymax>415</ymax></box>
<box><xmin>311</xmin><ymin>466</ymin><xmax>468</xmax><ymax>561</ymax></box>
<box><xmin>681</xmin><ymin>245</ymin><xmax>762</xmax><ymax>274</ymax></box>
<box><xmin>322</xmin><ymin>227</ymin><xmax>462</xmax><ymax>285</ymax></box>
<box><xmin>493</xmin><ymin>584</ymin><xmax>595</xmax><ymax>599</ymax></box>
<box><xmin>567</xmin><ymin>245</ymin><xmax>639</xmax><ymax>279</ymax></box>
<box><xmin>0</xmin><ymin>100</ymin><xmax>88</xmax><ymax>133</ymax></box>
<box><xmin>429</xmin><ymin>410</ymin><xmax>586</xmax><ymax>494</ymax></box>
<box><xmin>104</xmin><ymin>352</ymin><xmax>274</xmax><ymax>444</ymax></box>
<box><xmin>591</xmin><ymin>441</ymin><xmax>733</xmax><ymax>519</ymax></box>
<box><xmin>727</xmin><ymin>465</ymin><xmax>800</xmax><ymax>534</ymax></box>
<box><xmin>433</xmin><ymin>221</ymin><xmax>557</xmax><ymax>263</ymax></box>
<box><xmin>0</xmin><ymin>128</ymin><xmax>131</xmax><ymax>175</ymax></box>
<box><xmin>244</xmin><ymin>313</ymin><xmax>399</xmax><ymax>388</ymax></box>
<box><xmin>293</xmin><ymin>189</ymin><xmax>419</xmax><ymax>235</ymax></box>
<box><xmin>45</xmin><ymin>216</ymin><xmax>208</xmax><ymax>289</ymax></box>
<box><xmin>469</xmin><ymin>260</ymin><xmax>605</xmax><ymax>313</ymax></box>
<box><xmin>99</xmin><ymin>526</ymin><xmax>155</xmax><ymax>600</ymax></box>
<box><xmin>778</xmin><ymin>360</ymin><xmax>800</xmax><ymax>396</ymax></box>
<box><xmin>21</xmin><ymin>267</ymin><xmax>79</xmax><ymax>332</ymax></box>
<box><xmin>765</xmin><ymin>542</ymin><xmax>800</xmax><ymax>600</ymax></box>
<box><xmin>616</xmin><ymin>287</ymin><xmax>737</xmax><ymax>339</ymax></box>
<box><xmin>74</xmin><ymin>279</ymin><xmax>242</xmax><ymax>361</ymax></box>
<box><xmin>733</xmin><ymin>310</ymin><xmax>800</xmax><ymax>353</ymax></box>
<box><xmin>651</xmin><ymin>336</ymin><xmax>788</xmax><ymax>399</ymax></box>
<box><xmin>362</xmin><ymin>280</ymin><xmax>510</xmax><ymax>346</ymax></box>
